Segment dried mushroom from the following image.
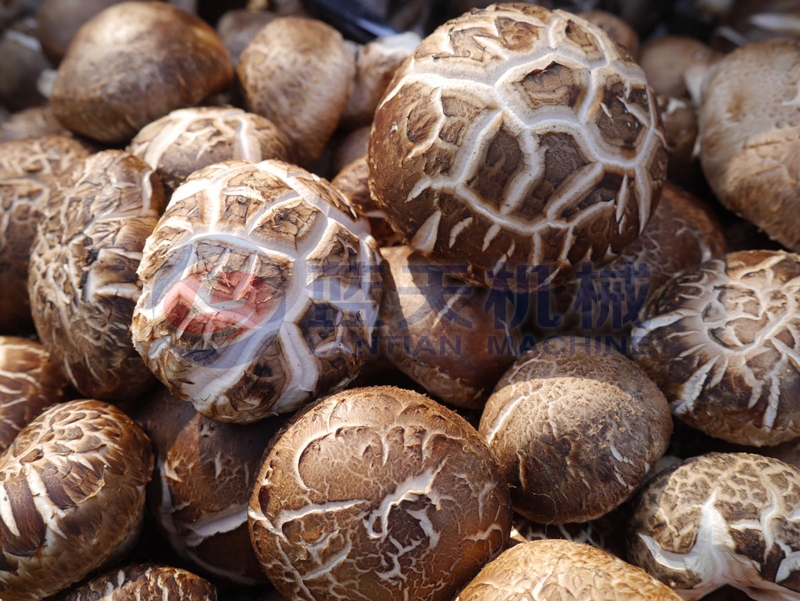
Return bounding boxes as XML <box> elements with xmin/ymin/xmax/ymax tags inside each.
<box><xmin>632</xmin><ymin>250</ymin><xmax>800</xmax><ymax>446</ymax></box>
<box><xmin>28</xmin><ymin>150</ymin><xmax>165</xmax><ymax>402</ymax></box>
<box><xmin>249</xmin><ymin>385</ymin><xmax>512</xmax><ymax>601</ymax></box>
<box><xmin>0</xmin><ymin>106</ymin><xmax>69</xmax><ymax>143</ymax></box>
<box><xmin>639</xmin><ymin>36</ymin><xmax>720</xmax><ymax>101</ymax></box>
<box><xmin>0</xmin><ymin>17</ymin><xmax>50</xmax><ymax>111</ymax></box>
<box><xmin>61</xmin><ymin>564</ymin><xmax>217</xmax><ymax>601</ymax></box>
<box><xmin>0</xmin><ymin>400</ymin><xmax>153</xmax><ymax>601</ymax></box>
<box><xmin>370</xmin><ymin>4</ymin><xmax>667</xmax><ymax>291</ymax></box>
<box><xmin>132</xmin><ymin>159</ymin><xmax>382</xmax><ymax>423</ymax></box>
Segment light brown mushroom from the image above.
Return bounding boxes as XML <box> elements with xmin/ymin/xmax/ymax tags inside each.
<box><xmin>639</xmin><ymin>36</ymin><xmax>721</xmax><ymax>101</ymax></box>
<box><xmin>578</xmin><ymin>10</ymin><xmax>641</xmax><ymax>60</ymax></box>
<box><xmin>28</xmin><ymin>150</ymin><xmax>165</xmax><ymax>402</ymax></box>
<box><xmin>50</xmin><ymin>2</ymin><xmax>233</xmax><ymax>144</ymax></box>
<box><xmin>248</xmin><ymin>385</ymin><xmax>512</xmax><ymax>601</ymax></box>
<box><xmin>627</xmin><ymin>453</ymin><xmax>800</xmax><ymax>600</ymax></box>
<box><xmin>479</xmin><ymin>336</ymin><xmax>672</xmax><ymax>524</ymax></box>
<box><xmin>370</xmin><ymin>4</ymin><xmax>667</xmax><ymax>291</ymax></box>
<box><xmin>61</xmin><ymin>564</ymin><xmax>217</xmax><ymax>600</ymax></box>
<box><xmin>0</xmin><ymin>399</ymin><xmax>153</xmax><ymax>601</ymax></box>
<box><xmin>237</xmin><ymin>17</ymin><xmax>356</xmax><ymax>166</ymax></box>
<box><xmin>455</xmin><ymin>539</ymin><xmax>683</xmax><ymax>600</ymax></box>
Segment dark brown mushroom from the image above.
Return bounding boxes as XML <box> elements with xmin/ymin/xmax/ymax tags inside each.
<box><xmin>60</xmin><ymin>564</ymin><xmax>217</xmax><ymax>601</ymax></box>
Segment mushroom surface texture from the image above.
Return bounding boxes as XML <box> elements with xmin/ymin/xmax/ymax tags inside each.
<box><xmin>28</xmin><ymin>150</ymin><xmax>165</xmax><ymax>402</ymax></box>
<box><xmin>237</xmin><ymin>16</ymin><xmax>356</xmax><ymax>166</ymax></box>
<box><xmin>0</xmin><ymin>134</ymin><xmax>90</xmax><ymax>334</ymax></box>
<box><xmin>627</xmin><ymin>452</ymin><xmax>800</xmax><ymax>600</ymax></box>
<box><xmin>0</xmin><ymin>336</ymin><xmax>67</xmax><ymax>452</ymax></box>
<box><xmin>248</xmin><ymin>385</ymin><xmax>512</xmax><ymax>601</ymax></box>
<box><xmin>132</xmin><ymin>159</ymin><xmax>382</xmax><ymax>423</ymax></box>
<box><xmin>60</xmin><ymin>564</ymin><xmax>217</xmax><ymax>600</ymax></box>
<box><xmin>0</xmin><ymin>399</ymin><xmax>154</xmax><ymax>601</ymax></box>
<box><xmin>369</xmin><ymin>3</ymin><xmax>668</xmax><ymax>291</ymax></box>
<box><xmin>378</xmin><ymin>245</ymin><xmax>519</xmax><ymax>409</ymax></box>
<box><xmin>699</xmin><ymin>39</ymin><xmax>800</xmax><ymax>252</ymax></box>
<box><xmin>137</xmin><ymin>389</ymin><xmax>284</xmax><ymax>584</ymax></box>
<box><xmin>455</xmin><ymin>539</ymin><xmax>683</xmax><ymax>600</ymax></box>
<box><xmin>49</xmin><ymin>1</ymin><xmax>233</xmax><ymax>144</ymax></box>
<box><xmin>479</xmin><ymin>336</ymin><xmax>672</xmax><ymax>523</ymax></box>
<box><xmin>128</xmin><ymin>106</ymin><xmax>293</xmax><ymax>196</ymax></box>
<box><xmin>632</xmin><ymin>250</ymin><xmax>800</xmax><ymax>446</ymax></box>
<box><xmin>578</xmin><ymin>10</ymin><xmax>640</xmax><ymax>60</ymax></box>
<box><xmin>639</xmin><ymin>36</ymin><xmax>720</xmax><ymax>101</ymax></box>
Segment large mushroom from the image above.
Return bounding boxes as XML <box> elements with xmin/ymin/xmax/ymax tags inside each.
<box><xmin>60</xmin><ymin>564</ymin><xmax>217</xmax><ymax>600</ymax></box>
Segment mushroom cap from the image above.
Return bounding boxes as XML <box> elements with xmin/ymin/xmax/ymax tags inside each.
<box><xmin>455</xmin><ymin>539</ymin><xmax>683</xmax><ymax>600</ymax></box>
<box><xmin>61</xmin><ymin>564</ymin><xmax>217</xmax><ymax>601</ymax></box>
<box><xmin>137</xmin><ymin>388</ymin><xmax>284</xmax><ymax>584</ymax></box>
<box><xmin>479</xmin><ymin>336</ymin><xmax>672</xmax><ymax>523</ymax></box>
<box><xmin>378</xmin><ymin>245</ymin><xmax>518</xmax><ymax>409</ymax></box>
<box><xmin>0</xmin><ymin>336</ymin><xmax>66</xmax><ymax>452</ymax></box>
<box><xmin>369</xmin><ymin>4</ymin><xmax>667</xmax><ymax>291</ymax></box>
<box><xmin>237</xmin><ymin>16</ymin><xmax>356</xmax><ymax>166</ymax></box>
<box><xmin>248</xmin><ymin>385</ymin><xmax>512</xmax><ymax>601</ymax></box>
<box><xmin>132</xmin><ymin>159</ymin><xmax>382</xmax><ymax>423</ymax></box>
<box><xmin>0</xmin><ymin>18</ymin><xmax>49</xmax><ymax>112</ymax></box>
<box><xmin>0</xmin><ymin>134</ymin><xmax>90</xmax><ymax>334</ymax></box>
<box><xmin>50</xmin><ymin>1</ymin><xmax>233</xmax><ymax>144</ymax></box>
<box><xmin>0</xmin><ymin>399</ymin><xmax>153</xmax><ymax>601</ymax></box>
<box><xmin>639</xmin><ymin>36</ymin><xmax>720</xmax><ymax>100</ymax></box>
<box><xmin>128</xmin><ymin>106</ymin><xmax>293</xmax><ymax>196</ymax></box>
<box><xmin>632</xmin><ymin>250</ymin><xmax>800</xmax><ymax>446</ymax></box>
<box><xmin>627</xmin><ymin>452</ymin><xmax>800</xmax><ymax>600</ymax></box>
<box><xmin>216</xmin><ymin>9</ymin><xmax>277</xmax><ymax>65</ymax></box>
<box><xmin>578</xmin><ymin>10</ymin><xmax>640</xmax><ymax>61</ymax></box>
<box><xmin>0</xmin><ymin>106</ymin><xmax>70</xmax><ymax>143</ymax></box>
<box><xmin>699</xmin><ymin>39</ymin><xmax>800</xmax><ymax>252</ymax></box>
<box><xmin>28</xmin><ymin>150</ymin><xmax>165</xmax><ymax>402</ymax></box>
<box><xmin>656</xmin><ymin>96</ymin><xmax>702</xmax><ymax>188</ymax></box>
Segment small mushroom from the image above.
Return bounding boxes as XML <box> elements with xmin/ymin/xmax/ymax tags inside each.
<box><xmin>639</xmin><ymin>36</ymin><xmax>721</xmax><ymax>101</ymax></box>
<box><xmin>0</xmin><ymin>105</ymin><xmax>69</xmax><ymax>142</ymax></box>
<box><xmin>128</xmin><ymin>106</ymin><xmax>293</xmax><ymax>196</ymax></box>
<box><xmin>132</xmin><ymin>159</ymin><xmax>382</xmax><ymax>423</ymax></box>
<box><xmin>699</xmin><ymin>40</ymin><xmax>800</xmax><ymax>253</ymax></box>
<box><xmin>455</xmin><ymin>539</ymin><xmax>683</xmax><ymax>600</ymax></box>
<box><xmin>0</xmin><ymin>17</ymin><xmax>51</xmax><ymax>111</ymax></box>
<box><xmin>0</xmin><ymin>399</ymin><xmax>153</xmax><ymax>601</ymax></box>
<box><xmin>578</xmin><ymin>10</ymin><xmax>641</xmax><ymax>60</ymax></box>
<box><xmin>656</xmin><ymin>95</ymin><xmax>703</xmax><ymax>189</ymax></box>
<box><xmin>28</xmin><ymin>150</ymin><xmax>165</xmax><ymax>402</ymax></box>
<box><xmin>632</xmin><ymin>250</ymin><xmax>800</xmax><ymax>446</ymax></box>
<box><xmin>0</xmin><ymin>336</ymin><xmax>66</xmax><ymax>452</ymax></box>
<box><xmin>627</xmin><ymin>453</ymin><xmax>800</xmax><ymax>599</ymax></box>
<box><xmin>60</xmin><ymin>564</ymin><xmax>217</xmax><ymax>600</ymax></box>
<box><xmin>216</xmin><ymin>8</ymin><xmax>277</xmax><ymax>66</ymax></box>
<box><xmin>370</xmin><ymin>4</ymin><xmax>667</xmax><ymax>291</ymax></box>
<box><xmin>237</xmin><ymin>17</ymin><xmax>356</xmax><ymax>166</ymax></box>
<box><xmin>0</xmin><ymin>134</ymin><xmax>90</xmax><ymax>334</ymax></box>
<box><xmin>50</xmin><ymin>2</ymin><xmax>233</xmax><ymax>144</ymax></box>
<box><xmin>479</xmin><ymin>336</ymin><xmax>672</xmax><ymax>524</ymax></box>
<box><xmin>248</xmin><ymin>385</ymin><xmax>512</xmax><ymax>601</ymax></box>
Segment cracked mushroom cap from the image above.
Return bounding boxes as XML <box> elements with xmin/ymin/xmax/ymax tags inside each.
<box><xmin>28</xmin><ymin>150</ymin><xmax>166</xmax><ymax>402</ymax></box>
<box><xmin>0</xmin><ymin>336</ymin><xmax>67</xmax><ymax>452</ymax></box>
<box><xmin>0</xmin><ymin>134</ymin><xmax>90</xmax><ymax>335</ymax></box>
<box><xmin>455</xmin><ymin>539</ymin><xmax>683</xmax><ymax>600</ymax></box>
<box><xmin>0</xmin><ymin>399</ymin><xmax>154</xmax><ymax>601</ymax></box>
<box><xmin>137</xmin><ymin>389</ymin><xmax>285</xmax><ymax>585</ymax></box>
<box><xmin>627</xmin><ymin>452</ymin><xmax>800</xmax><ymax>600</ymax></box>
<box><xmin>369</xmin><ymin>3</ymin><xmax>667</xmax><ymax>291</ymax></box>
<box><xmin>632</xmin><ymin>250</ymin><xmax>800</xmax><ymax>446</ymax></box>
<box><xmin>128</xmin><ymin>106</ymin><xmax>293</xmax><ymax>196</ymax></box>
<box><xmin>50</xmin><ymin>2</ymin><xmax>233</xmax><ymax>144</ymax></box>
<box><xmin>479</xmin><ymin>336</ymin><xmax>672</xmax><ymax>524</ymax></box>
<box><xmin>61</xmin><ymin>564</ymin><xmax>217</xmax><ymax>601</ymax></box>
<box><xmin>248</xmin><ymin>385</ymin><xmax>512</xmax><ymax>601</ymax></box>
<box><xmin>699</xmin><ymin>40</ymin><xmax>800</xmax><ymax>253</ymax></box>
<box><xmin>132</xmin><ymin>159</ymin><xmax>382</xmax><ymax>424</ymax></box>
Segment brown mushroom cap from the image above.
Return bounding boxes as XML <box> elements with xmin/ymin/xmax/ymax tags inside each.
<box><xmin>128</xmin><ymin>106</ymin><xmax>293</xmax><ymax>196</ymax></box>
<box><xmin>61</xmin><ymin>564</ymin><xmax>217</xmax><ymax>601</ymax></box>
<box><xmin>0</xmin><ymin>336</ymin><xmax>67</xmax><ymax>452</ymax></box>
<box><xmin>0</xmin><ymin>134</ymin><xmax>90</xmax><ymax>334</ymax></box>
<box><xmin>627</xmin><ymin>453</ymin><xmax>800</xmax><ymax>599</ymax></box>
<box><xmin>578</xmin><ymin>10</ymin><xmax>641</xmax><ymax>61</ymax></box>
<box><xmin>632</xmin><ymin>250</ymin><xmax>800</xmax><ymax>446</ymax></box>
<box><xmin>28</xmin><ymin>150</ymin><xmax>165</xmax><ymax>402</ymax></box>
<box><xmin>656</xmin><ymin>95</ymin><xmax>702</xmax><ymax>189</ymax></box>
<box><xmin>0</xmin><ymin>106</ymin><xmax>70</xmax><ymax>143</ymax></box>
<box><xmin>0</xmin><ymin>399</ymin><xmax>153</xmax><ymax>601</ymax></box>
<box><xmin>137</xmin><ymin>388</ymin><xmax>285</xmax><ymax>584</ymax></box>
<box><xmin>249</xmin><ymin>385</ymin><xmax>511</xmax><ymax>601</ymax></box>
<box><xmin>369</xmin><ymin>4</ymin><xmax>667</xmax><ymax>291</ymax></box>
<box><xmin>0</xmin><ymin>17</ymin><xmax>50</xmax><ymax>112</ymax></box>
<box><xmin>479</xmin><ymin>336</ymin><xmax>672</xmax><ymax>524</ymax></box>
<box><xmin>237</xmin><ymin>17</ymin><xmax>356</xmax><ymax>166</ymax></box>
<box><xmin>699</xmin><ymin>40</ymin><xmax>800</xmax><ymax>252</ymax></box>
<box><xmin>132</xmin><ymin>159</ymin><xmax>382</xmax><ymax>423</ymax></box>
<box><xmin>216</xmin><ymin>8</ymin><xmax>277</xmax><ymax>65</ymax></box>
<box><xmin>455</xmin><ymin>539</ymin><xmax>683</xmax><ymax>600</ymax></box>
<box><xmin>639</xmin><ymin>36</ymin><xmax>720</xmax><ymax>100</ymax></box>
<box><xmin>50</xmin><ymin>2</ymin><xmax>233</xmax><ymax>144</ymax></box>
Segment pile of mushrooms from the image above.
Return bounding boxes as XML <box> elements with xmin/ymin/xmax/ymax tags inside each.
<box><xmin>0</xmin><ymin>0</ymin><xmax>799</xmax><ymax>599</ymax></box>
